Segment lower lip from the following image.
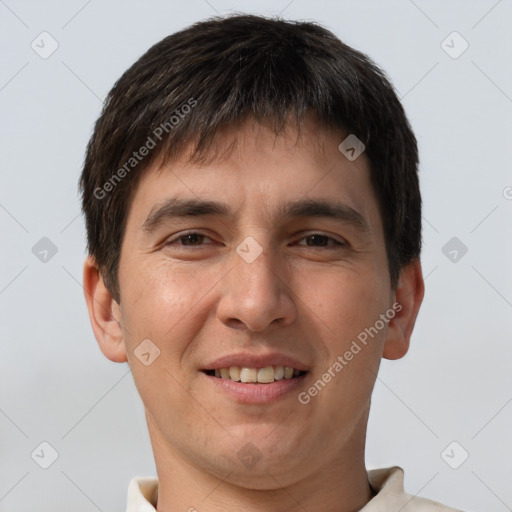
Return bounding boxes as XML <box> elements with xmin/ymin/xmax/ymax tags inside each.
<box><xmin>201</xmin><ymin>372</ymin><xmax>308</xmax><ymax>403</ymax></box>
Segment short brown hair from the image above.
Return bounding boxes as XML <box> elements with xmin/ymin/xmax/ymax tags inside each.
<box><xmin>79</xmin><ymin>14</ymin><xmax>421</xmax><ymax>302</ymax></box>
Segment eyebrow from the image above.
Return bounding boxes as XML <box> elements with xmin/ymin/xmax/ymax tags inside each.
<box><xmin>142</xmin><ymin>197</ymin><xmax>370</xmax><ymax>234</ymax></box>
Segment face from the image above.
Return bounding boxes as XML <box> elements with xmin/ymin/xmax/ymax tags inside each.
<box><xmin>104</xmin><ymin>117</ymin><xmax>404</xmax><ymax>488</ymax></box>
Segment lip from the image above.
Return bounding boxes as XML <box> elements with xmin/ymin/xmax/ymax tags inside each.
<box><xmin>201</xmin><ymin>371</ymin><xmax>309</xmax><ymax>404</ymax></box>
<box><xmin>202</xmin><ymin>352</ymin><xmax>310</xmax><ymax>372</ymax></box>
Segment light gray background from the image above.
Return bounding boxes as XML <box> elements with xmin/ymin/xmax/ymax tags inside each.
<box><xmin>1</xmin><ymin>0</ymin><xmax>511</xmax><ymax>510</ymax></box>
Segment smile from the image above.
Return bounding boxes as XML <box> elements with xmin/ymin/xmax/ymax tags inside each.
<box><xmin>203</xmin><ymin>366</ymin><xmax>308</xmax><ymax>383</ymax></box>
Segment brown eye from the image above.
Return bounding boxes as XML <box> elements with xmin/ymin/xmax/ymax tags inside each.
<box><xmin>178</xmin><ymin>233</ymin><xmax>205</xmax><ymax>245</ymax></box>
<box><xmin>304</xmin><ymin>234</ymin><xmax>329</xmax><ymax>246</ymax></box>
<box><xmin>165</xmin><ymin>232</ymin><xmax>213</xmax><ymax>247</ymax></box>
<box><xmin>297</xmin><ymin>233</ymin><xmax>347</xmax><ymax>248</ymax></box>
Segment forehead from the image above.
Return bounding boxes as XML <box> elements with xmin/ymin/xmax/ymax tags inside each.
<box><xmin>168</xmin><ymin>115</ymin><xmax>350</xmax><ymax>172</ymax></box>
<box><xmin>124</xmin><ymin>116</ymin><xmax>381</xmax><ymax>237</ymax></box>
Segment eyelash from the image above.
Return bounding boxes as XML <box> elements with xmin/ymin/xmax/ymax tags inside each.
<box><xmin>164</xmin><ymin>231</ymin><xmax>347</xmax><ymax>249</ymax></box>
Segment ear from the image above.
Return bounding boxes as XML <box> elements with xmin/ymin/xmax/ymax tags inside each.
<box><xmin>382</xmin><ymin>258</ymin><xmax>425</xmax><ymax>360</ymax></box>
<box><xmin>83</xmin><ymin>256</ymin><xmax>127</xmax><ymax>363</ymax></box>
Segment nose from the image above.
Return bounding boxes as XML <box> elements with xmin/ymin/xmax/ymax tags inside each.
<box><xmin>216</xmin><ymin>241</ymin><xmax>297</xmax><ymax>332</ymax></box>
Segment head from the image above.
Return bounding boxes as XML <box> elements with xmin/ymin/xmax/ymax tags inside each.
<box><xmin>81</xmin><ymin>14</ymin><xmax>424</xmax><ymax>490</ymax></box>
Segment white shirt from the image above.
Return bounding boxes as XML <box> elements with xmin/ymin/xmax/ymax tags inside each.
<box><xmin>125</xmin><ymin>466</ymin><xmax>463</xmax><ymax>511</ymax></box>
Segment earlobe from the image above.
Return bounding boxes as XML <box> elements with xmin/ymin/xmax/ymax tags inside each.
<box><xmin>382</xmin><ymin>259</ymin><xmax>425</xmax><ymax>360</ymax></box>
<box><xmin>82</xmin><ymin>256</ymin><xmax>127</xmax><ymax>363</ymax></box>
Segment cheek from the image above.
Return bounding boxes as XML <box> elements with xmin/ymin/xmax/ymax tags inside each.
<box><xmin>118</xmin><ymin>257</ymin><xmax>223</xmax><ymax>364</ymax></box>
<box><xmin>118</xmin><ymin>260</ymin><xmax>205</xmax><ymax>414</ymax></box>
<box><xmin>117</xmin><ymin>263</ymin><xmax>180</xmax><ymax>370</ymax></box>
<box><xmin>121</xmin><ymin>259</ymin><xmax>194</xmax><ymax>328</ymax></box>
<box><xmin>303</xmin><ymin>272</ymin><xmax>389</xmax><ymax>404</ymax></box>
<box><xmin>301</xmin><ymin>263</ymin><xmax>390</xmax><ymax>348</ymax></box>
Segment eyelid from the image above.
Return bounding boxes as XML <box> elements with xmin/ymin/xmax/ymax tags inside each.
<box><xmin>164</xmin><ymin>230</ymin><xmax>348</xmax><ymax>248</ymax></box>
<box><xmin>164</xmin><ymin>230</ymin><xmax>215</xmax><ymax>246</ymax></box>
<box><xmin>295</xmin><ymin>231</ymin><xmax>348</xmax><ymax>248</ymax></box>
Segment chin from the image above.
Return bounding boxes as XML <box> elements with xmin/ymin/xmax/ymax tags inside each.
<box><xmin>217</xmin><ymin>432</ymin><xmax>312</xmax><ymax>484</ymax></box>
<box><xmin>220</xmin><ymin>456</ymin><xmax>309</xmax><ymax>490</ymax></box>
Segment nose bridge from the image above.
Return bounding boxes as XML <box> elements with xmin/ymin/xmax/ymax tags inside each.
<box><xmin>216</xmin><ymin>233</ymin><xmax>296</xmax><ymax>332</ymax></box>
<box><xmin>236</xmin><ymin>236</ymin><xmax>279</xmax><ymax>294</ymax></box>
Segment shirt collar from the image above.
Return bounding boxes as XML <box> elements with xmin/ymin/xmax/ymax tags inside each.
<box><xmin>126</xmin><ymin>476</ymin><xmax>158</xmax><ymax>512</ymax></box>
<box><xmin>125</xmin><ymin>466</ymin><xmax>450</xmax><ymax>511</ymax></box>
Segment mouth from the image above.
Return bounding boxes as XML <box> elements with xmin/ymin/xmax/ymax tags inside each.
<box><xmin>202</xmin><ymin>366</ymin><xmax>309</xmax><ymax>384</ymax></box>
<box><xmin>200</xmin><ymin>353</ymin><xmax>311</xmax><ymax>403</ymax></box>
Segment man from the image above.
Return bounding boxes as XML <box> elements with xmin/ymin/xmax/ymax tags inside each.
<box><xmin>80</xmin><ymin>14</ymin><xmax>463</xmax><ymax>511</ymax></box>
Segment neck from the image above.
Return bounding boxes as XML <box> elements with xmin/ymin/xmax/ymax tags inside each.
<box><xmin>148</xmin><ymin>411</ymin><xmax>374</xmax><ymax>512</ymax></box>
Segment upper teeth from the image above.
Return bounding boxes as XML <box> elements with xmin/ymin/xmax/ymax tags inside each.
<box><xmin>213</xmin><ymin>366</ymin><xmax>301</xmax><ymax>383</ymax></box>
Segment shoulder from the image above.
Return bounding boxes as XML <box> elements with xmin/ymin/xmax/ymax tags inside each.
<box><xmin>365</xmin><ymin>466</ymin><xmax>465</xmax><ymax>511</ymax></box>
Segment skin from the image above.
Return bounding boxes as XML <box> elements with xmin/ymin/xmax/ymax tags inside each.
<box><xmin>84</xmin><ymin>116</ymin><xmax>424</xmax><ymax>512</ymax></box>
